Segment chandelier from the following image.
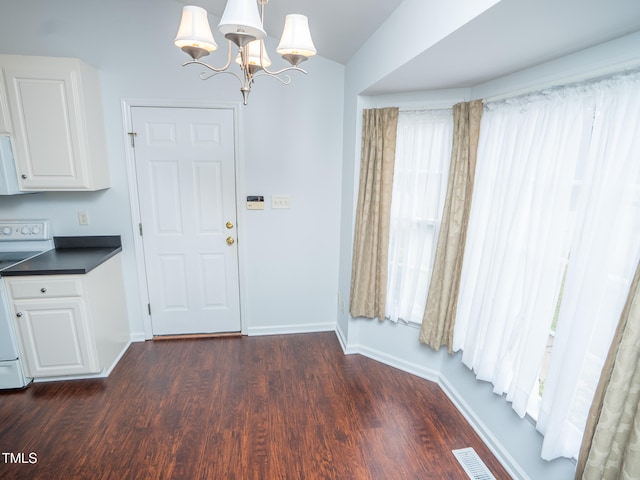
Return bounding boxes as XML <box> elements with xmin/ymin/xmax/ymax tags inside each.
<box><xmin>174</xmin><ymin>0</ymin><xmax>317</xmax><ymax>105</ymax></box>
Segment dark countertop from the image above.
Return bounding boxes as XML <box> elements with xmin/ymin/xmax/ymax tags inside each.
<box><xmin>1</xmin><ymin>236</ymin><xmax>122</xmax><ymax>276</ymax></box>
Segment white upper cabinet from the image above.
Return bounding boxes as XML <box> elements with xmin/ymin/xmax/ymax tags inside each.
<box><xmin>0</xmin><ymin>70</ymin><xmax>11</xmax><ymax>134</ymax></box>
<box><xmin>0</xmin><ymin>54</ymin><xmax>110</xmax><ymax>191</ymax></box>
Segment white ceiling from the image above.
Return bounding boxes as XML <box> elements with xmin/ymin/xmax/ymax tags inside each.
<box><xmin>365</xmin><ymin>0</ymin><xmax>640</xmax><ymax>95</ymax></box>
<box><xmin>178</xmin><ymin>0</ymin><xmax>640</xmax><ymax>95</ymax></box>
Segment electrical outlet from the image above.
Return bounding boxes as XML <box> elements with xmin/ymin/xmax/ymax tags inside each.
<box><xmin>272</xmin><ymin>195</ymin><xmax>291</xmax><ymax>209</ymax></box>
<box><xmin>337</xmin><ymin>293</ymin><xmax>346</xmax><ymax>315</ymax></box>
<box><xmin>78</xmin><ymin>211</ymin><xmax>89</xmax><ymax>225</ymax></box>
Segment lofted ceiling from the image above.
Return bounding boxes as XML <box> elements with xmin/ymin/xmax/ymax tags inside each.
<box><xmin>177</xmin><ymin>0</ymin><xmax>640</xmax><ymax>95</ymax></box>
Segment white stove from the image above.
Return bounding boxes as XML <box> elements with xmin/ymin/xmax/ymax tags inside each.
<box><xmin>0</xmin><ymin>220</ymin><xmax>52</xmax><ymax>390</ymax></box>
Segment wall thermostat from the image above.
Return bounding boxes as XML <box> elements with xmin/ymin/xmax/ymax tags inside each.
<box><xmin>246</xmin><ymin>196</ymin><xmax>265</xmax><ymax>210</ymax></box>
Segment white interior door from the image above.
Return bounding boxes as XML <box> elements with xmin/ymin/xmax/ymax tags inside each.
<box><xmin>131</xmin><ymin>106</ymin><xmax>240</xmax><ymax>335</ymax></box>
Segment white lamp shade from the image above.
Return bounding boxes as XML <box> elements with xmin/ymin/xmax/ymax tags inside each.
<box><xmin>276</xmin><ymin>14</ymin><xmax>316</xmax><ymax>57</ymax></box>
<box><xmin>174</xmin><ymin>6</ymin><xmax>218</xmax><ymax>52</ymax></box>
<box><xmin>218</xmin><ymin>0</ymin><xmax>266</xmax><ymax>42</ymax></box>
<box><xmin>235</xmin><ymin>40</ymin><xmax>272</xmax><ymax>67</ymax></box>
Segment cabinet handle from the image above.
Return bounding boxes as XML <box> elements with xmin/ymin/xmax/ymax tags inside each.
<box><xmin>21</xmin><ymin>174</ymin><xmax>27</xmax><ymax>179</ymax></box>
<box><xmin>16</xmin><ymin>312</ymin><xmax>22</xmax><ymax>317</ymax></box>
<box><xmin>40</xmin><ymin>287</ymin><xmax>47</xmax><ymax>293</ymax></box>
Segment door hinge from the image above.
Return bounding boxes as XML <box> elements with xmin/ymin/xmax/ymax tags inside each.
<box><xmin>139</xmin><ymin>223</ymin><xmax>143</xmax><ymax>236</ymax></box>
<box><xmin>128</xmin><ymin>131</ymin><xmax>138</xmax><ymax>148</ymax></box>
<box><xmin>148</xmin><ymin>303</ymin><xmax>151</xmax><ymax>315</ymax></box>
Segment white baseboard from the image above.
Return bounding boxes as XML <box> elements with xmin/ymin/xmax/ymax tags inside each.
<box><xmin>352</xmin><ymin>342</ymin><xmax>441</xmax><ymax>384</ymax></box>
<box><xmin>341</xmin><ymin>335</ymin><xmax>526</xmax><ymax>480</ymax></box>
<box><xmin>246</xmin><ymin>322</ymin><xmax>336</xmax><ymax>337</ymax></box>
<box><xmin>102</xmin><ymin>340</ymin><xmax>132</xmax><ymax>377</ymax></box>
<box><xmin>438</xmin><ymin>375</ymin><xmax>528</xmax><ymax>480</ymax></box>
<box><xmin>335</xmin><ymin>323</ymin><xmax>359</xmax><ymax>354</ymax></box>
<box><xmin>130</xmin><ymin>331</ymin><xmax>147</xmax><ymax>342</ymax></box>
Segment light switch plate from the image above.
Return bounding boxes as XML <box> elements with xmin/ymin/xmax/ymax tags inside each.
<box><xmin>272</xmin><ymin>195</ymin><xmax>291</xmax><ymax>209</ymax></box>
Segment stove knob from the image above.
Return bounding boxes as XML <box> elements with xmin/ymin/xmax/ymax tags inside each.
<box><xmin>2</xmin><ymin>227</ymin><xmax>11</xmax><ymax>235</ymax></box>
<box><xmin>21</xmin><ymin>226</ymin><xmax>31</xmax><ymax>235</ymax></box>
<box><xmin>32</xmin><ymin>225</ymin><xmax>42</xmax><ymax>234</ymax></box>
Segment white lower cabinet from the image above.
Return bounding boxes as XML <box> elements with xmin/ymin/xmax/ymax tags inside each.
<box><xmin>5</xmin><ymin>255</ymin><xmax>129</xmax><ymax>380</ymax></box>
<box><xmin>13</xmin><ymin>298</ymin><xmax>99</xmax><ymax>377</ymax></box>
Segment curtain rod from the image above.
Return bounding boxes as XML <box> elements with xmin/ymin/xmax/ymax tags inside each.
<box><xmin>483</xmin><ymin>62</ymin><xmax>640</xmax><ymax>104</ymax></box>
<box><xmin>399</xmin><ymin>107</ymin><xmax>453</xmax><ymax>113</ymax></box>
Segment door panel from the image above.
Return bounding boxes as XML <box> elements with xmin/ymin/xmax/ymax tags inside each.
<box><xmin>132</xmin><ymin>107</ymin><xmax>240</xmax><ymax>335</ymax></box>
<box><xmin>14</xmin><ymin>299</ymin><xmax>100</xmax><ymax>377</ymax></box>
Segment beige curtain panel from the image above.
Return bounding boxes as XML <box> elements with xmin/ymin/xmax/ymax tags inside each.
<box><xmin>419</xmin><ymin>100</ymin><xmax>483</xmax><ymax>352</ymax></box>
<box><xmin>576</xmin><ymin>259</ymin><xmax>640</xmax><ymax>479</ymax></box>
<box><xmin>349</xmin><ymin>107</ymin><xmax>399</xmax><ymax>319</ymax></box>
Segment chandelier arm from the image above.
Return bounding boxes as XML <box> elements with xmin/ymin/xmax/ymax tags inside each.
<box><xmin>181</xmin><ymin>39</ymin><xmax>234</xmax><ymax>73</ymax></box>
<box><xmin>261</xmin><ymin>64</ymin><xmax>308</xmax><ymax>77</ymax></box>
<box><xmin>252</xmin><ymin>72</ymin><xmax>293</xmax><ymax>85</ymax></box>
<box><xmin>198</xmin><ymin>70</ymin><xmax>243</xmax><ymax>85</ymax></box>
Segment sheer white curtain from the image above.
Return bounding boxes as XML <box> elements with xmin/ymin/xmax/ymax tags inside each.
<box><xmin>537</xmin><ymin>72</ymin><xmax>640</xmax><ymax>461</ymax></box>
<box><xmin>385</xmin><ymin>109</ymin><xmax>453</xmax><ymax>323</ymax></box>
<box><xmin>453</xmin><ymin>91</ymin><xmax>592</xmax><ymax>417</ymax></box>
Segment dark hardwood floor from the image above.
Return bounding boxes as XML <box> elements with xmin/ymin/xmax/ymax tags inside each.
<box><xmin>0</xmin><ymin>332</ymin><xmax>511</xmax><ymax>479</ymax></box>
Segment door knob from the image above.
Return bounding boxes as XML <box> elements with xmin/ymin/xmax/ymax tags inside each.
<box><xmin>226</xmin><ymin>236</ymin><xmax>235</xmax><ymax>246</ymax></box>
<box><xmin>226</xmin><ymin>221</ymin><xmax>234</xmax><ymax>229</ymax></box>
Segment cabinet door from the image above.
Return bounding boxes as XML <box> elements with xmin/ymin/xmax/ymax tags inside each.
<box><xmin>3</xmin><ymin>67</ymin><xmax>88</xmax><ymax>189</ymax></box>
<box><xmin>13</xmin><ymin>298</ymin><xmax>100</xmax><ymax>377</ymax></box>
<box><xmin>0</xmin><ymin>70</ymin><xmax>11</xmax><ymax>134</ymax></box>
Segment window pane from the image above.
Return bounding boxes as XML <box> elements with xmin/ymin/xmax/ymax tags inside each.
<box><xmin>385</xmin><ymin>110</ymin><xmax>453</xmax><ymax>323</ymax></box>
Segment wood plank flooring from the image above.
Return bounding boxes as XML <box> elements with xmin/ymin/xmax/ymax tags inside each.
<box><xmin>0</xmin><ymin>332</ymin><xmax>511</xmax><ymax>479</ymax></box>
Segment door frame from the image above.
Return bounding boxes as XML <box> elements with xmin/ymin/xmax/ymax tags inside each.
<box><xmin>122</xmin><ymin>98</ymin><xmax>248</xmax><ymax>339</ymax></box>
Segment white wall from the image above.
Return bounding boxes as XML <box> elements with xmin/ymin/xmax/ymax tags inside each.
<box><xmin>336</xmin><ymin>0</ymin><xmax>499</xmax><ymax>343</ymax></box>
<box><xmin>337</xmin><ymin>1</ymin><xmax>640</xmax><ymax>477</ymax></box>
<box><xmin>0</xmin><ymin>0</ymin><xmax>345</xmax><ymax>339</ymax></box>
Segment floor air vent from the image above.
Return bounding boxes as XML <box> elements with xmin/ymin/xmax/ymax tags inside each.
<box><xmin>452</xmin><ymin>447</ymin><xmax>497</xmax><ymax>480</ymax></box>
